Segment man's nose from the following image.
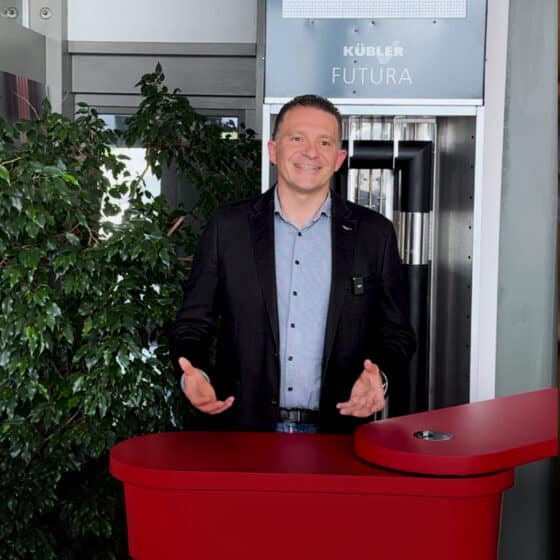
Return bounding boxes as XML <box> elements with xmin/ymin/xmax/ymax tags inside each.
<box><xmin>302</xmin><ymin>141</ymin><xmax>319</xmax><ymax>157</ymax></box>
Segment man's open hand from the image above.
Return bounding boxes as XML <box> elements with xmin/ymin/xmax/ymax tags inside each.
<box><xmin>179</xmin><ymin>357</ymin><xmax>234</xmax><ymax>414</ymax></box>
<box><xmin>336</xmin><ymin>359</ymin><xmax>385</xmax><ymax>417</ymax></box>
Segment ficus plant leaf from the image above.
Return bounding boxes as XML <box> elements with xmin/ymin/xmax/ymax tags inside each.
<box><xmin>0</xmin><ymin>164</ymin><xmax>10</xmax><ymax>184</ymax></box>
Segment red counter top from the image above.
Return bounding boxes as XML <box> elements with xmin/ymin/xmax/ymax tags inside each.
<box><xmin>110</xmin><ymin>431</ymin><xmax>512</xmax><ymax>497</ymax></box>
<box><xmin>355</xmin><ymin>387</ymin><xmax>558</xmax><ymax>476</ymax></box>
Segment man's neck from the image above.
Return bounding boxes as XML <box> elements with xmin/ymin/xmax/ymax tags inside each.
<box><xmin>276</xmin><ymin>186</ymin><xmax>329</xmax><ymax>229</ymax></box>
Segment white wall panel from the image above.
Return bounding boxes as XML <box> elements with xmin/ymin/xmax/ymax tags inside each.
<box><xmin>67</xmin><ymin>0</ymin><xmax>257</xmax><ymax>43</ymax></box>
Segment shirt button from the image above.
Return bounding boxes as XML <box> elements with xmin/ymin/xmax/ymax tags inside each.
<box><xmin>295</xmin><ymin>260</ymin><xmax>300</xmax><ymax>265</ymax></box>
<box><xmin>288</xmin><ymin>356</ymin><xmax>293</xmax><ymax>361</ymax></box>
<box><xmin>290</xmin><ymin>323</ymin><xmax>295</xmax><ymax>328</ymax></box>
<box><xmin>287</xmin><ymin>387</ymin><xmax>293</xmax><ymax>391</ymax></box>
<box><xmin>293</xmin><ymin>291</ymin><xmax>297</xmax><ymax>296</ymax></box>
<box><xmin>298</xmin><ymin>232</ymin><xmax>302</xmax><ymax>237</ymax></box>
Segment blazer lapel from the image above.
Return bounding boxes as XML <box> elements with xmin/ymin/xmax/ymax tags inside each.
<box><xmin>248</xmin><ymin>190</ymin><xmax>279</xmax><ymax>352</ymax></box>
<box><xmin>323</xmin><ymin>194</ymin><xmax>357</xmax><ymax>369</ymax></box>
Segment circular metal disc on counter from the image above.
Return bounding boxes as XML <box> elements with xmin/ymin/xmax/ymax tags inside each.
<box><xmin>354</xmin><ymin>388</ymin><xmax>557</xmax><ymax>476</ymax></box>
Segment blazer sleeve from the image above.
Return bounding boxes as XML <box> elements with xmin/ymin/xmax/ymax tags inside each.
<box><xmin>168</xmin><ymin>212</ymin><xmax>220</xmax><ymax>381</ymax></box>
<box><xmin>373</xmin><ymin>224</ymin><xmax>417</xmax><ymax>377</ymax></box>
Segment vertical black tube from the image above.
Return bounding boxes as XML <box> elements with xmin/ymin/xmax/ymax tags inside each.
<box><xmin>391</xmin><ymin>264</ymin><xmax>430</xmax><ymax>416</ymax></box>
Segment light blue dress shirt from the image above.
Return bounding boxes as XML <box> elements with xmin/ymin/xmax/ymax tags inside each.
<box><xmin>274</xmin><ymin>190</ymin><xmax>332</xmax><ymax>410</ymax></box>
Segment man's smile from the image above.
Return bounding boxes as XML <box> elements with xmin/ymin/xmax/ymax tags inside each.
<box><xmin>294</xmin><ymin>162</ymin><xmax>321</xmax><ymax>171</ymax></box>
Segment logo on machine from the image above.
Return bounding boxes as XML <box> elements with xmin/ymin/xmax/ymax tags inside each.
<box><xmin>333</xmin><ymin>40</ymin><xmax>412</xmax><ymax>87</ymax></box>
<box><xmin>342</xmin><ymin>41</ymin><xmax>404</xmax><ymax>64</ymax></box>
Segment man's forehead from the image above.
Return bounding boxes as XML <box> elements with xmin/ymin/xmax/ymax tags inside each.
<box><xmin>283</xmin><ymin>105</ymin><xmax>337</xmax><ymax>121</ymax></box>
<box><xmin>277</xmin><ymin>107</ymin><xmax>340</xmax><ymax>134</ymax></box>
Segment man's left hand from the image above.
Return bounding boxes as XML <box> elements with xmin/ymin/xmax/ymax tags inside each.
<box><xmin>336</xmin><ymin>359</ymin><xmax>385</xmax><ymax>417</ymax></box>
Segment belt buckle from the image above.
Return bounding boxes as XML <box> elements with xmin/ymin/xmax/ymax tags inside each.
<box><xmin>281</xmin><ymin>408</ymin><xmax>301</xmax><ymax>423</ymax></box>
<box><xmin>287</xmin><ymin>409</ymin><xmax>300</xmax><ymax>422</ymax></box>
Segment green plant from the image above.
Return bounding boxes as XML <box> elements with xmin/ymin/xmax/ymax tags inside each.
<box><xmin>0</xmin><ymin>66</ymin><xmax>260</xmax><ymax>558</ymax></box>
<box><xmin>125</xmin><ymin>63</ymin><xmax>261</xmax><ymax>247</ymax></box>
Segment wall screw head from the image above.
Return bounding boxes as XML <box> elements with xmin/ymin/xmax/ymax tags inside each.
<box><xmin>1</xmin><ymin>7</ymin><xmax>19</xmax><ymax>19</ymax></box>
<box><xmin>40</xmin><ymin>7</ymin><xmax>53</xmax><ymax>19</ymax></box>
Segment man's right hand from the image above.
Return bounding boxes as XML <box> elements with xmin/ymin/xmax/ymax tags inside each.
<box><xmin>178</xmin><ymin>357</ymin><xmax>234</xmax><ymax>414</ymax></box>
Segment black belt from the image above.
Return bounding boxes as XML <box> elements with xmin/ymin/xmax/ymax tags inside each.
<box><xmin>279</xmin><ymin>408</ymin><xmax>319</xmax><ymax>424</ymax></box>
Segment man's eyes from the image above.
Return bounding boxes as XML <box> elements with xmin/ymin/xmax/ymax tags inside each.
<box><xmin>289</xmin><ymin>136</ymin><xmax>332</xmax><ymax>146</ymax></box>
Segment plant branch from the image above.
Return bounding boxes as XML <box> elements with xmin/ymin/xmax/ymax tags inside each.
<box><xmin>1</xmin><ymin>156</ymin><xmax>23</xmax><ymax>166</ymax></box>
<box><xmin>166</xmin><ymin>215</ymin><xmax>185</xmax><ymax>237</ymax></box>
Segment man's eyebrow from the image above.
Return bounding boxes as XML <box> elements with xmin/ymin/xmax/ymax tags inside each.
<box><xmin>286</xmin><ymin>129</ymin><xmax>337</xmax><ymax>140</ymax></box>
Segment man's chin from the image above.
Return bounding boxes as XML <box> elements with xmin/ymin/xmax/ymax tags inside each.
<box><xmin>283</xmin><ymin>182</ymin><xmax>330</xmax><ymax>196</ymax></box>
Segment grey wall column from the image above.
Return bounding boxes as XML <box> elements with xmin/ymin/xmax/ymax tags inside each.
<box><xmin>496</xmin><ymin>1</ymin><xmax>558</xmax><ymax>559</ymax></box>
<box><xmin>254</xmin><ymin>0</ymin><xmax>266</xmax><ymax>136</ymax></box>
<box><xmin>28</xmin><ymin>0</ymin><xmax>71</xmax><ymax>115</ymax></box>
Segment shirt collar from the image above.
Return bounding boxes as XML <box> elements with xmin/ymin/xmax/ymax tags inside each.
<box><xmin>274</xmin><ymin>187</ymin><xmax>332</xmax><ymax>223</ymax></box>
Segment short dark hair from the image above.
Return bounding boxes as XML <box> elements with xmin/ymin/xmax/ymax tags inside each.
<box><xmin>272</xmin><ymin>94</ymin><xmax>343</xmax><ymax>143</ymax></box>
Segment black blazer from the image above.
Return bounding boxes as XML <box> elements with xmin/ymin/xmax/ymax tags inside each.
<box><xmin>169</xmin><ymin>188</ymin><xmax>416</xmax><ymax>433</ymax></box>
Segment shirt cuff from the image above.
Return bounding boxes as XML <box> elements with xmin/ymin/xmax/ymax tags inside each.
<box><xmin>379</xmin><ymin>369</ymin><xmax>388</xmax><ymax>396</ymax></box>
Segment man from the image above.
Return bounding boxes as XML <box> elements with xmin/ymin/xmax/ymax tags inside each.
<box><xmin>169</xmin><ymin>94</ymin><xmax>415</xmax><ymax>433</ymax></box>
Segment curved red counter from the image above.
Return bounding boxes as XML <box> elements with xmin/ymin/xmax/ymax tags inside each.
<box><xmin>110</xmin><ymin>388</ymin><xmax>557</xmax><ymax>560</ymax></box>
<box><xmin>354</xmin><ymin>387</ymin><xmax>558</xmax><ymax>476</ymax></box>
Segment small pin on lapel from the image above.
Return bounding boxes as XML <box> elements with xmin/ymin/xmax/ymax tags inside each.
<box><xmin>342</xmin><ymin>224</ymin><xmax>353</xmax><ymax>231</ymax></box>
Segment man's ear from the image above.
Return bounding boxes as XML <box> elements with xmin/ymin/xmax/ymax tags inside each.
<box><xmin>268</xmin><ymin>140</ymin><xmax>277</xmax><ymax>165</ymax></box>
<box><xmin>335</xmin><ymin>149</ymin><xmax>348</xmax><ymax>171</ymax></box>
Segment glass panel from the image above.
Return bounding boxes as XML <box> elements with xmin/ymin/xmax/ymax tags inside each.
<box><xmin>97</xmin><ymin>112</ymin><xmax>241</xmax><ymax>232</ymax></box>
<box><xmin>99</xmin><ymin>114</ymin><xmax>130</xmax><ymax>133</ymax></box>
<box><xmin>98</xmin><ymin>114</ymin><xmax>161</xmax><ymax>233</ymax></box>
<box><xmin>101</xmin><ymin>147</ymin><xmax>160</xmax><ymax>233</ymax></box>
<box><xmin>206</xmin><ymin>116</ymin><xmax>239</xmax><ymax>139</ymax></box>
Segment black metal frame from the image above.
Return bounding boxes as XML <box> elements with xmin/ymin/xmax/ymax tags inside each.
<box><xmin>334</xmin><ymin>140</ymin><xmax>433</xmax><ymax>212</ymax></box>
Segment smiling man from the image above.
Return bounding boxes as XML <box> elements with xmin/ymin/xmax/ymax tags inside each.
<box><xmin>169</xmin><ymin>94</ymin><xmax>416</xmax><ymax>433</ymax></box>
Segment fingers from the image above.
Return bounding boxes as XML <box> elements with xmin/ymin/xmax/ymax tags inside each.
<box><xmin>336</xmin><ymin>396</ymin><xmax>384</xmax><ymax>417</ymax></box>
<box><xmin>336</xmin><ymin>395</ymin><xmax>385</xmax><ymax>417</ymax></box>
<box><xmin>363</xmin><ymin>358</ymin><xmax>378</xmax><ymax>374</ymax></box>
<box><xmin>179</xmin><ymin>357</ymin><xmax>198</xmax><ymax>377</ymax></box>
<box><xmin>194</xmin><ymin>396</ymin><xmax>235</xmax><ymax>415</ymax></box>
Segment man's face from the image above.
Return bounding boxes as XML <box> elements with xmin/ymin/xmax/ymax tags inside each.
<box><xmin>268</xmin><ymin>106</ymin><xmax>347</xmax><ymax>197</ymax></box>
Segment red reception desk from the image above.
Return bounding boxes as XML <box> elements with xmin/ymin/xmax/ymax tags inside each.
<box><xmin>110</xmin><ymin>388</ymin><xmax>558</xmax><ymax>560</ymax></box>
